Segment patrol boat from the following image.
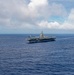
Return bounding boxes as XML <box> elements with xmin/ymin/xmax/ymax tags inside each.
<box><xmin>27</xmin><ymin>32</ymin><xmax>56</xmax><ymax>43</ymax></box>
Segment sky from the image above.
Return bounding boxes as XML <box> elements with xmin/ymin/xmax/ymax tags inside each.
<box><xmin>0</xmin><ymin>0</ymin><xmax>74</xmax><ymax>34</ymax></box>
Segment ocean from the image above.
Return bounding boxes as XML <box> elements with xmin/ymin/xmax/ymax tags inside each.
<box><xmin>0</xmin><ymin>34</ymin><xmax>74</xmax><ymax>75</ymax></box>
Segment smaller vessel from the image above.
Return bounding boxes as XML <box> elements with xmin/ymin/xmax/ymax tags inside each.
<box><xmin>27</xmin><ymin>32</ymin><xmax>56</xmax><ymax>43</ymax></box>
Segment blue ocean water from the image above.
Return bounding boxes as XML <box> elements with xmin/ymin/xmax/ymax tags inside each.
<box><xmin>0</xmin><ymin>34</ymin><xmax>74</xmax><ymax>75</ymax></box>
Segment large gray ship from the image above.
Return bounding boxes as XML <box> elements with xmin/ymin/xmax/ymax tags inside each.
<box><xmin>27</xmin><ymin>32</ymin><xmax>56</xmax><ymax>43</ymax></box>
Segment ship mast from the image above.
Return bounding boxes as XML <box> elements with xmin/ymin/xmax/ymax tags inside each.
<box><xmin>40</xmin><ymin>31</ymin><xmax>44</xmax><ymax>38</ymax></box>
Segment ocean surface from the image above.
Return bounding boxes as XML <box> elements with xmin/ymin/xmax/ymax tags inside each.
<box><xmin>0</xmin><ymin>34</ymin><xmax>74</xmax><ymax>75</ymax></box>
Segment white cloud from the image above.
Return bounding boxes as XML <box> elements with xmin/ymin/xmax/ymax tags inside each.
<box><xmin>50</xmin><ymin>3</ymin><xmax>67</xmax><ymax>17</ymax></box>
<box><xmin>28</xmin><ymin>0</ymin><xmax>49</xmax><ymax>18</ymax></box>
<box><xmin>61</xmin><ymin>22</ymin><xmax>74</xmax><ymax>29</ymax></box>
<box><xmin>38</xmin><ymin>21</ymin><xmax>60</xmax><ymax>29</ymax></box>
<box><xmin>68</xmin><ymin>9</ymin><xmax>74</xmax><ymax>23</ymax></box>
<box><xmin>0</xmin><ymin>0</ymin><xmax>73</xmax><ymax>31</ymax></box>
<box><xmin>38</xmin><ymin>8</ymin><xmax>74</xmax><ymax>30</ymax></box>
<box><xmin>29</xmin><ymin>0</ymin><xmax>48</xmax><ymax>7</ymax></box>
<box><xmin>61</xmin><ymin>9</ymin><xmax>74</xmax><ymax>29</ymax></box>
<box><xmin>38</xmin><ymin>20</ymin><xmax>74</xmax><ymax>30</ymax></box>
<box><xmin>28</xmin><ymin>0</ymin><xmax>67</xmax><ymax>18</ymax></box>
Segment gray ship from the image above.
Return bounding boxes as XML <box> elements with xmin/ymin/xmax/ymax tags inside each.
<box><xmin>27</xmin><ymin>32</ymin><xmax>56</xmax><ymax>43</ymax></box>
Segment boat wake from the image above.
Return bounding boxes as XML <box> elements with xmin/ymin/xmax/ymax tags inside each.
<box><xmin>58</xmin><ymin>37</ymin><xmax>74</xmax><ymax>40</ymax></box>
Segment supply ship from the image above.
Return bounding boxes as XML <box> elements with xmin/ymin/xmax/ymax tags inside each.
<box><xmin>27</xmin><ymin>32</ymin><xmax>56</xmax><ymax>43</ymax></box>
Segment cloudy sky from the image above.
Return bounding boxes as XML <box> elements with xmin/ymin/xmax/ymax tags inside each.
<box><xmin>0</xmin><ymin>0</ymin><xmax>74</xmax><ymax>34</ymax></box>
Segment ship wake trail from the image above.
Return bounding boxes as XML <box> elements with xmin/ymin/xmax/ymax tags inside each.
<box><xmin>58</xmin><ymin>37</ymin><xmax>74</xmax><ymax>40</ymax></box>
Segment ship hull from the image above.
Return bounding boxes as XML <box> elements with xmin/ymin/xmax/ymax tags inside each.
<box><xmin>28</xmin><ymin>38</ymin><xmax>55</xmax><ymax>43</ymax></box>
